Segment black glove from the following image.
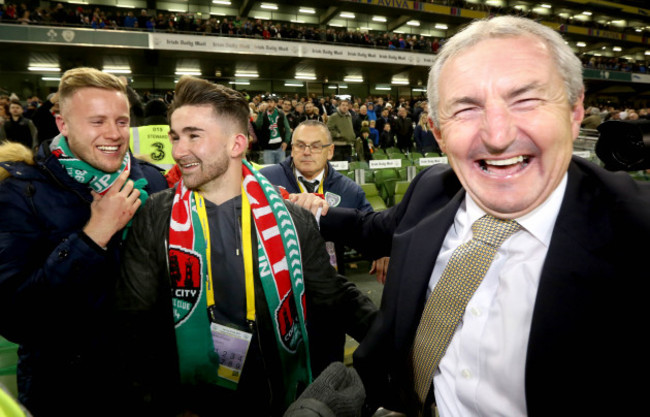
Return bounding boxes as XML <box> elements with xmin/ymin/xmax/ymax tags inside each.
<box><xmin>284</xmin><ymin>362</ymin><xmax>366</xmax><ymax>417</ymax></box>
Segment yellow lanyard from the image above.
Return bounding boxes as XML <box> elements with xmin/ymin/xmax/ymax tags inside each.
<box><xmin>297</xmin><ymin>178</ymin><xmax>324</xmax><ymax>194</ymax></box>
<box><xmin>199</xmin><ymin>189</ymin><xmax>256</xmax><ymax>323</ymax></box>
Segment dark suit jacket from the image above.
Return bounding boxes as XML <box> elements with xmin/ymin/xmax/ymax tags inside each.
<box><xmin>320</xmin><ymin>157</ymin><xmax>650</xmax><ymax>416</ymax></box>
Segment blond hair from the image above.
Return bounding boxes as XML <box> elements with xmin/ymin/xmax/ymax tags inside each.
<box><xmin>58</xmin><ymin>67</ymin><xmax>127</xmax><ymax>111</ymax></box>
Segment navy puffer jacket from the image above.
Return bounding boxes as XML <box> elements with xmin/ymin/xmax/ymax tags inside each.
<box><xmin>0</xmin><ymin>140</ymin><xmax>167</xmax><ymax>416</ymax></box>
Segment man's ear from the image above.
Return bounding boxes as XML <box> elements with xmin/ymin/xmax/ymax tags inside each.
<box><xmin>231</xmin><ymin>133</ymin><xmax>249</xmax><ymax>158</ymax></box>
<box><xmin>55</xmin><ymin>114</ymin><xmax>67</xmax><ymax>137</ymax></box>
<box><xmin>571</xmin><ymin>91</ymin><xmax>586</xmax><ymax>141</ymax></box>
<box><xmin>430</xmin><ymin>116</ymin><xmax>446</xmax><ymax>153</ymax></box>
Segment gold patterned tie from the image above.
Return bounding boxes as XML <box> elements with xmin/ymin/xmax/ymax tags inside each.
<box><xmin>411</xmin><ymin>214</ymin><xmax>522</xmax><ymax>410</ymax></box>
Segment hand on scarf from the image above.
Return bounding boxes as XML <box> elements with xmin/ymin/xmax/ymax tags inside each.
<box><xmin>83</xmin><ymin>168</ymin><xmax>141</xmax><ymax>248</ymax></box>
<box><xmin>288</xmin><ymin>192</ymin><xmax>329</xmax><ymax>217</ymax></box>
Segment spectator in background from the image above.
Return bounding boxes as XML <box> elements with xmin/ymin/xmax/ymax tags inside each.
<box><xmin>255</xmin><ymin>94</ymin><xmax>291</xmax><ymax>164</ymax></box>
<box><xmin>123</xmin><ymin>10</ymin><xmax>137</xmax><ymax>28</ymax></box>
<box><xmin>366</xmin><ymin>102</ymin><xmax>377</xmax><ymax>122</ymax></box>
<box><xmin>375</xmin><ymin>107</ymin><xmax>392</xmax><ymax>135</ymax></box>
<box><xmin>327</xmin><ymin>97</ymin><xmax>356</xmax><ymax>161</ymax></box>
<box><xmin>0</xmin><ymin>101</ymin><xmax>9</xmax><ymax>128</ymax></box>
<box><xmin>0</xmin><ymin>99</ymin><xmax>38</xmax><ymax>150</ymax></box>
<box><xmin>137</xmin><ymin>8</ymin><xmax>149</xmax><ymax>28</ymax></box>
<box><xmin>368</xmin><ymin>119</ymin><xmax>379</xmax><ymax>147</ymax></box>
<box><xmin>353</xmin><ymin>105</ymin><xmax>371</xmax><ymax>138</ymax></box>
<box><xmin>394</xmin><ymin>106</ymin><xmax>413</xmax><ymax>153</ymax></box>
<box><xmin>581</xmin><ymin>106</ymin><xmax>602</xmax><ymax>129</ymax></box>
<box><xmin>356</xmin><ymin>123</ymin><xmax>374</xmax><ymax>162</ymax></box>
<box><xmin>282</xmin><ymin>100</ymin><xmax>299</xmax><ymax>132</ymax></box>
<box><xmin>32</xmin><ymin>92</ymin><xmax>61</xmax><ymax>146</ymax></box>
<box><xmin>379</xmin><ymin>122</ymin><xmax>395</xmax><ymax>149</ymax></box>
<box><xmin>413</xmin><ymin>112</ymin><xmax>440</xmax><ymax>154</ymax></box>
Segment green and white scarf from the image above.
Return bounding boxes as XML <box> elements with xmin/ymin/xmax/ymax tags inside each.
<box><xmin>267</xmin><ymin>108</ymin><xmax>282</xmax><ymax>145</ymax></box>
<box><xmin>51</xmin><ymin>135</ymin><xmax>149</xmax><ymax>238</ymax></box>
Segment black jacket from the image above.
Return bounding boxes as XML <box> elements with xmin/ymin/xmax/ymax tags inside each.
<box><xmin>117</xmin><ymin>187</ymin><xmax>378</xmax><ymax>416</ymax></box>
<box><xmin>322</xmin><ymin>157</ymin><xmax>650</xmax><ymax>417</ymax></box>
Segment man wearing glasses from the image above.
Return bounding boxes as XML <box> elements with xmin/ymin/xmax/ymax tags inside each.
<box><xmin>260</xmin><ymin>119</ymin><xmax>373</xmax><ymax>374</ymax></box>
<box><xmin>260</xmin><ymin>120</ymin><xmax>373</xmax><ymax>275</ymax></box>
<box><xmin>261</xmin><ymin>120</ymin><xmax>371</xmax><ymax>215</ymax></box>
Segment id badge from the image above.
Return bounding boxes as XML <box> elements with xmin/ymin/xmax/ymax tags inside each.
<box><xmin>210</xmin><ymin>322</ymin><xmax>252</xmax><ymax>387</ymax></box>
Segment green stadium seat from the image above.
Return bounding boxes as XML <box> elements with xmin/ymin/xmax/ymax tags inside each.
<box><xmin>349</xmin><ymin>161</ymin><xmax>370</xmax><ymax>171</ymax></box>
<box><xmin>383</xmin><ymin>147</ymin><xmax>400</xmax><ymax>155</ymax></box>
<box><xmin>394</xmin><ymin>181</ymin><xmax>411</xmax><ymax>205</ymax></box>
<box><xmin>410</xmin><ymin>152</ymin><xmax>424</xmax><ymax>161</ymax></box>
<box><xmin>373</xmin><ymin>168</ymin><xmax>401</xmax><ymax>206</ymax></box>
<box><xmin>360</xmin><ymin>183</ymin><xmax>388</xmax><ymax>211</ymax></box>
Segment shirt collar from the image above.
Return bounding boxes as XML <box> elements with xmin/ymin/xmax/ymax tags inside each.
<box><xmin>294</xmin><ymin>167</ymin><xmax>325</xmax><ymax>186</ymax></box>
<box><xmin>464</xmin><ymin>173</ymin><xmax>568</xmax><ymax>247</ymax></box>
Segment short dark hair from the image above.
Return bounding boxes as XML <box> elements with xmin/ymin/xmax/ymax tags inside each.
<box><xmin>168</xmin><ymin>76</ymin><xmax>250</xmax><ymax>135</ymax></box>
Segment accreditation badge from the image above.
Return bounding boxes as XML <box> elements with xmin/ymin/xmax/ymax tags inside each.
<box><xmin>210</xmin><ymin>322</ymin><xmax>253</xmax><ymax>389</ymax></box>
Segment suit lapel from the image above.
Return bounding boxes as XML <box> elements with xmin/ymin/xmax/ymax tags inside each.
<box><xmin>391</xmin><ymin>189</ymin><xmax>465</xmax><ymax>349</ymax></box>
<box><xmin>525</xmin><ymin>161</ymin><xmax>614</xmax><ymax>412</ymax></box>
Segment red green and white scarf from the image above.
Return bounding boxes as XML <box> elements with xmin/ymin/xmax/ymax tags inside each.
<box><xmin>168</xmin><ymin>160</ymin><xmax>311</xmax><ymax>406</ymax></box>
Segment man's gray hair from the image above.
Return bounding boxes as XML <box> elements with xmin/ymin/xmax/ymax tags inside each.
<box><xmin>293</xmin><ymin>120</ymin><xmax>333</xmax><ymax>144</ymax></box>
<box><xmin>427</xmin><ymin>15</ymin><xmax>584</xmax><ymax>128</ymax></box>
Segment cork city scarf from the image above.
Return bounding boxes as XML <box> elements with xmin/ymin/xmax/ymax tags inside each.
<box><xmin>169</xmin><ymin>160</ymin><xmax>311</xmax><ymax>406</ymax></box>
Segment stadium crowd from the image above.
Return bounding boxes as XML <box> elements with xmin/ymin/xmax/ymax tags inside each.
<box><xmin>1</xmin><ymin>0</ymin><xmax>649</xmax><ymax>62</ymax></box>
<box><xmin>2</xmin><ymin>87</ymin><xmax>649</xmax><ymax>163</ymax></box>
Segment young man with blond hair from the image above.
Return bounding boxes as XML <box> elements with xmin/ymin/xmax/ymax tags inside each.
<box><xmin>0</xmin><ymin>67</ymin><xmax>167</xmax><ymax>416</ymax></box>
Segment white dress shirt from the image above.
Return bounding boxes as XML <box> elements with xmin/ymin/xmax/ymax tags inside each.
<box><xmin>429</xmin><ymin>174</ymin><xmax>568</xmax><ymax>417</ymax></box>
<box><xmin>294</xmin><ymin>168</ymin><xmax>325</xmax><ymax>193</ymax></box>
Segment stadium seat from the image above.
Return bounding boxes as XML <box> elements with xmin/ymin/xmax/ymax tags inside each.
<box><xmin>371</xmin><ymin>152</ymin><xmax>388</xmax><ymax>160</ymax></box>
<box><xmin>373</xmin><ymin>168</ymin><xmax>401</xmax><ymax>206</ymax></box>
<box><xmin>394</xmin><ymin>181</ymin><xmax>411</xmax><ymax>205</ymax></box>
<box><xmin>360</xmin><ymin>183</ymin><xmax>388</xmax><ymax>211</ymax></box>
<box><xmin>410</xmin><ymin>152</ymin><xmax>424</xmax><ymax>161</ymax></box>
<box><xmin>349</xmin><ymin>161</ymin><xmax>370</xmax><ymax>171</ymax></box>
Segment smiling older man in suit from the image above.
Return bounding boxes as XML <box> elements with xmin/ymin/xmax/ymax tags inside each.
<box><xmin>292</xmin><ymin>15</ymin><xmax>649</xmax><ymax>417</ymax></box>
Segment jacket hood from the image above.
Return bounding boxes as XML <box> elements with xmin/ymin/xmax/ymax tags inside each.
<box><xmin>0</xmin><ymin>141</ymin><xmax>35</xmax><ymax>181</ymax></box>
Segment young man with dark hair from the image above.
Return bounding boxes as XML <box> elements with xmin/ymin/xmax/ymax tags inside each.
<box><xmin>117</xmin><ymin>76</ymin><xmax>377</xmax><ymax>416</ymax></box>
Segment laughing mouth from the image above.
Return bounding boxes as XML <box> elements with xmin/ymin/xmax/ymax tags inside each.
<box><xmin>478</xmin><ymin>155</ymin><xmax>530</xmax><ymax>173</ymax></box>
<box><xmin>180</xmin><ymin>162</ymin><xmax>200</xmax><ymax>169</ymax></box>
<box><xmin>97</xmin><ymin>145</ymin><xmax>120</xmax><ymax>153</ymax></box>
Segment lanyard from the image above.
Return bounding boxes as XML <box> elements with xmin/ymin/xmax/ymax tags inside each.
<box><xmin>296</xmin><ymin>179</ymin><xmax>324</xmax><ymax>195</ymax></box>
<box><xmin>198</xmin><ymin>189</ymin><xmax>256</xmax><ymax>324</ymax></box>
